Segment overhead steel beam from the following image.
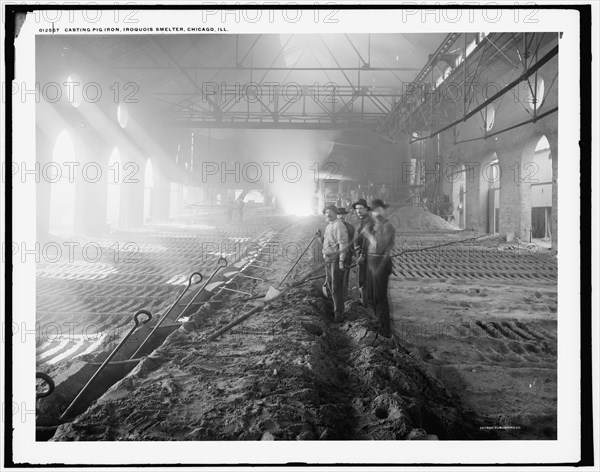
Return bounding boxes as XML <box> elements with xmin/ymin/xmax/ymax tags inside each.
<box><xmin>410</xmin><ymin>45</ymin><xmax>558</xmax><ymax>143</ymax></box>
<box><xmin>379</xmin><ymin>32</ymin><xmax>554</xmax><ymax>142</ymax></box>
<box><xmin>376</xmin><ymin>33</ymin><xmax>461</xmax><ymax>138</ymax></box>
<box><xmin>111</xmin><ymin>65</ymin><xmax>421</xmax><ymax>72</ymax></box>
<box><xmin>413</xmin><ymin>33</ymin><xmax>492</xmax><ymax>129</ymax></box>
<box><xmin>237</xmin><ymin>34</ymin><xmax>262</xmax><ymax>66</ymax></box>
<box><xmin>453</xmin><ymin>106</ymin><xmax>558</xmax><ymax>145</ymax></box>
<box><xmin>344</xmin><ymin>33</ymin><xmax>368</xmax><ymax>66</ymax></box>
<box><xmin>484</xmin><ymin>35</ymin><xmax>518</xmax><ymax>68</ymax></box>
<box><xmin>167</xmin><ymin>120</ymin><xmax>379</xmax><ymax>130</ymax></box>
<box><xmin>150</xmin><ymin>89</ymin><xmax>404</xmax><ymax>97</ymax></box>
<box><xmin>150</xmin><ymin>37</ymin><xmax>222</xmax><ymax>114</ymax></box>
<box><xmin>319</xmin><ymin>35</ymin><xmax>356</xmax><ymax>92</ymax></box>
<box><xmin>307</xmin><ymin>48</ymin><xmax>349</xmax><ymax>107</ymax></box>
<box><xmin>258</xmin><ymin>34</ymin><xmax>294</xmax><ymax>83</ymax></box>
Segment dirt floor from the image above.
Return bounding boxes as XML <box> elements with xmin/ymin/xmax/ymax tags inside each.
<box><xmin>389</xmin><ymin>278</ymin><xmax>557</xmax><ymax>439</ymax></box>
<box><xmin>49</xmin><ymin>212</ymin><xmax>557</xmax><ymax>441</ymax></box>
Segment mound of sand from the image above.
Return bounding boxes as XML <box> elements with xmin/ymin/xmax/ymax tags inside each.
<box><xmin>387</xmin><ymin>206</ymin><xmax>458</xmax><ymax>231</ymax></box>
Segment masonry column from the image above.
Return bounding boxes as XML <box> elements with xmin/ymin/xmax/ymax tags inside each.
<box><xmin>75</xmin><ymin>132</ymin><xmax>111</xmax><ymax>237</ymax></box>
<box><xmin>545</xmin><ymin>131</ymin><xmax>558</xmax><ymax>250</ymax></box>
<box><xmin>497</xmin><ymin>140</ymin><xmax>530</xmax><ymax>241</ymax></box>
<box><xmin>463</xmin><ymin>155</ymin><xmax>489</xmax><ymax>233</ymax></box>
<box><xmin>154</xmin><ymin>162</ymin><xmax>171</xmax><ymax>223</ymax></box>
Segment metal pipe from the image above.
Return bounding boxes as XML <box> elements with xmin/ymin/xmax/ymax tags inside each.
<box><xmin>206</xmin><ymin>292</ymin><xmax>284</xmax><ymax>343</ymax></box>
<box><xmin>60</xmin><ymin>310</ymin><xmax>152</xmax><ymax>421</ymax></box>
<box><xmin>207</xmin><ymin>262</ymin><xmax>356</xmax><ymax>341</ymax></box>
<box><xmin>206</xmin><ymin>236</ymin><xmax>489</xmax><ymax>343</ymax></box>
<box><xmin>174</xmin><ymin>257</ymin><xmax>228</xmax><ymax>322</ymax></box>
<box><xmin>130</xmin><ymin>272</ymin><xmax>202</xmax><ymax>359</ymax></box>
<box><xmin>294</xmin><ymin>263</ymin><xmax>359</xmax><ymax>285</ymax></box>
<box><xmin>277</xmin><ymin>231</ymin><xmax>319</xmax><ymax>289</ymax></box>
<box><xmin>237</xmin><ymin>273</ymin><xmax>264</xmax><ymax>281</ymax></box>
<box><xmin>220</xmin><ymin>287</ymin><xmax>253</xmax><ymax>296</ymax></box>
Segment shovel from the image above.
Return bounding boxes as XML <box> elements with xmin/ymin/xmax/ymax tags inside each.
<box><xmin>276</xmin><ymin>230</ymin><xmax>320</xmax><ymax>289</ymax></box>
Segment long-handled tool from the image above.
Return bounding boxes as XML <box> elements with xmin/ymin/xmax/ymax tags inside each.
<box><xmin>277</xmin><ymin>230</ymin><xmax>320</xmax><ymax>289</ymax></box>
<box><xmin>174</xmin><ymin>256</ymin><xmax>228</xmax><ymax>322</ymax></box>
<box><xmin>60</xmin><ymin>310</ymin><xmax>152</xmax><ymax>421</ymax></box>
<box><xmin>296</xmin><ymin>263</ymin><xmax>358</xmax><ymax>286</ymax></box>
<box><xmin>130</xmin><ymin>272</ymin><xmax>203</xmax><ymax>359</ymax></box>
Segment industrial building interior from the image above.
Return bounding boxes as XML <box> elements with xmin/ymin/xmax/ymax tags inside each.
<box><xmin>35</xmin><ymin>32</ymin><xmax>558</xmax><ymax>442</ymax></box>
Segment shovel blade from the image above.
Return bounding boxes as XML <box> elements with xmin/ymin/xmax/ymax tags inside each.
<box><xmin>264</xmin><ymin>286</ymin><xmax>281</xmax><ymax>301</ymax></box>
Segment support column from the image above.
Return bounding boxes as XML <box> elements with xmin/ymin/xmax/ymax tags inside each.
<box><xmin>154</xmin><ymin>164</ymin><xmax>171</xmax><ymax>223</ymax></box>
<box><xmin>464</xmin><ymin>159</ymin><xmax>487</xmax><ymax>232</ymax></box>
<box><xmin>75</xmin><ymin>133</ymin><xmax>111</xmax><ymax>237</ymax></box>
<box><xmin>546</xmin><ymin>131</ymin><xmax>558</xmax><ymax>250</ymax></box>
<box><xmin>498</xmin><ymin>141</ymin><xmax>530</xmax><ymax>241</ymax></box>
<box><xmin>119</xmin><ymin>158</ymin><xmax>145</xmax><ymax>229</ymax></box>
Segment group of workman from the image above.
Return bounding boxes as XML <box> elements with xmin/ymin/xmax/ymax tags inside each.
<box><xmin>225</xmin><ymin>199</ymin><xmax>245</xmax><ymax>223</ymax></box>
<box><xmin>318</xmin><ymin>198</ymin><xmax>396</xmax><ymax>337</ymax></box>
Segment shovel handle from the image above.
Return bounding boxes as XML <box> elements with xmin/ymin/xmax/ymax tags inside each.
<box><xmin>217</xmin><ymin>257</ymin><xmax>228</xmax><ymax>268</ymax></box>
<box><xmin>36</xmin><ymin>372</ymin><xmax>54</xmax><ymax>399</ymax></box>
<box><xmin>132</xmin><ymin>310</ymin><xmax>153</xmax><ymax>329</ymax></box>
<box><xmin>188</xmin><ymin>272</ymin><xmax>203</xmax><ymax>286</ymax></box>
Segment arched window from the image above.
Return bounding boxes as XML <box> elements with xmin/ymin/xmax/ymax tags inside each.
<box><xmin>535</xmin><ymin>135</ymin><xmax>550</xmax><ymax>153</ymax></box>
<box><xmin>488</xmin><ymin>157</ymin><xmax>500</xmax><ymax>189</ymax></box>
<box><xmin>530</xmin><ymin>135</ymin><xmax>553</xmax><ymax>239</ymax></box>
<box><xmin>532</xmin><ymin>135</ymin><xmax>552</xmax><ymax>182</ymax></box>
<box><xmin>525</xmin><ymin>76</ymin><xmax>545</xmax><ymax>110</ymax></box>
<box><xmin>485</xmin><ymin>104</ymin><xmax>495</xmax><ymax>131</ymax></box>
<box><xmin>486</xmin><ymin>155</ymin><xmax>500</xmax><ymax>234</ymax></box>
<box><xmin>66</xmin><ymin>74</ymin><xmax>83</xmax><ymax>108</ymax></box>
<box><xmin>451</xmin><ymin>164</ymin><xmax>467</xmax><ymax>229</ymax></box>
<box><xmin>117</xmin><ymin>103</ymin><xmax>129</xmax><ymax>128</ymax></box>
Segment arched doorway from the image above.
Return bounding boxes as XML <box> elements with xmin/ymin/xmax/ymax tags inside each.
<box><xmin>529</xmin><ymin>135</ymin><xmax>553</xmax><ymax>241</ymax></box>
<box><xmin>499</xmin><ymin>133</ymin><xmax>552</xmax><ymax>242</ymax></box>
<box><xmin>485</xmin><ymin>155</ymin><xmax>500</xmax><ymax>233</ymax></box>
<box><xmin>106</xmin><ymin>147</ymin><xmax>121</xmax><ymax>228</ymax></box>
<box><xmin>49</xmin><ymin>130</ymin><xmax>76</xmax><ymax>235</ymax></box>
<box><xmin>143</xmin><ymin>158</ymin><xmax>154</xmax><ymax>223</ymax></box>
<box><xmin>450</xmin><ymin>163</ymin><xmax>466</xmax><ymax>229</ymax></box>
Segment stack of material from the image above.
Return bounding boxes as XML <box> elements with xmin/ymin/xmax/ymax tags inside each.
<box><xmin>388</xmin><ymin>206</ymin><xmax>458</xmax><ymax>231</ymax></box>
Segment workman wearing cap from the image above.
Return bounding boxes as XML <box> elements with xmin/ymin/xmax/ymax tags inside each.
<box><xmin>362</xmin><ymin>199</ymin><xmax>396</xmax><ymax>337</ymax></box>
<box><xmin>322</xmin><ymin>204</ymin><xmax>349</xmax><ymax>322</ymax></box>
<box><xmin>337</xmin><ymin>207</ymin><xmax>355</xmax><ymax>299</ymax></box>
<box><xmin>352</xmin><ymin>198</ymin><xmax>373</xmax><ymax>306</ymax></box>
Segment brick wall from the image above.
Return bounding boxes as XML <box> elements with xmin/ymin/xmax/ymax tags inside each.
<box><xmin>498</xmin><ymin>143</ymin><xmax>531</xmax><ymax>240</ymax></box>
<box><xmin>546</xmin><ymin>132</ymin><xmax>558</xmax><ymax>250</ymax></box>
<box><xmin>464</xmin><ymin>155</ymin><xmax>497</xmax><ymax>233</ymax></box>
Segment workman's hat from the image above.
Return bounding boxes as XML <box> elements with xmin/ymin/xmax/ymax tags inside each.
<box><xmin>352</xmin><ymin>199</ymin><xmax>370</xmax><ymax>210</ymax></box>
<box><xmin>336</xmin><ymin>207</ymin><xmax>349</xmax><ymax>215</ymax></box>
<box><xmin>370</xmin><ymin>199</ymin><xmax>389</xmax><ymax>210</ymax></box>
<box><xmin>322</xmin><ymin>204</ymin><xmax>338</xmax><ymax>214</ymax></box>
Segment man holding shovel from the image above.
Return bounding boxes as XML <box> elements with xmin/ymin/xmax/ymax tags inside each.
<box><xmin>363</xmin><ymin>199</ymin><xmax>396</xmax><ymax>337</ymax></box>
<box><xmin>322</xmin><ymin>204</ymin><xmax>349</xmax><ymax>323</ymax></box>
<box><xmin>337</xmin><ymin>207</ymin><xmax>355</xmax><ymax>299</ymax></box>
<box><xmin>352</xmin><ymin>198</ymin><xmax>373</xmax><ymax>306</ymax></box>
